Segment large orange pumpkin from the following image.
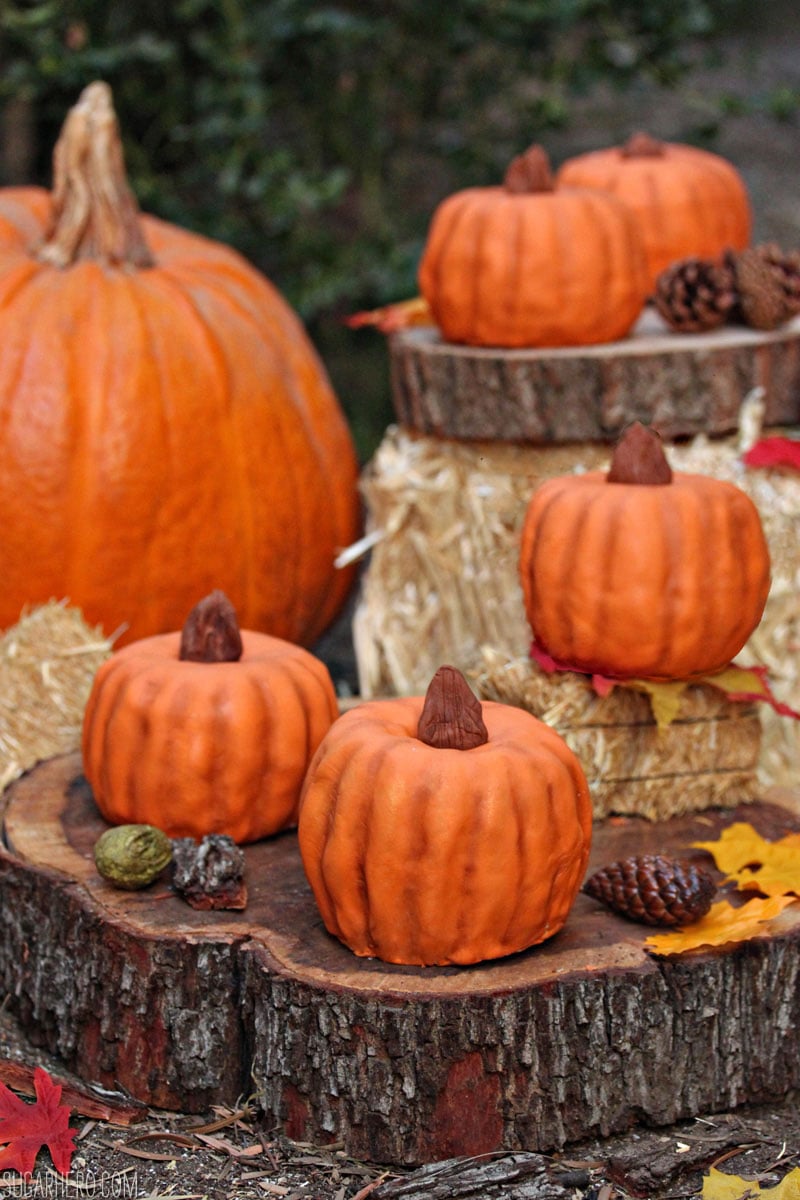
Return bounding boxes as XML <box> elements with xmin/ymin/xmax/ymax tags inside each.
<box><xmin>519</xmin><ymin>423</ymin><xmax>770</xmax><ymax>681</ymax></box>
<box><xmin>298</xmin><ymin>665</ymin><xmax>592</xmax><ymax>966</ymax></box>
<box><xmin>556</xmin><ymin>132</ymin><xmax>752</xmax><ymax>290</ymax></box>
<box><xmin>0</xmin><ymin>82</ymin><xmax>360</xmax><ymax>646</ymax></box>
<box><xmin>417</xmin><ymin>144</ymin><xmax>648</xmax><ymax>348</ymax></box>
<box><xmin>82</xmin><ymin>591</ymin><xmax>339</xmax><ymax>843</ymax></box>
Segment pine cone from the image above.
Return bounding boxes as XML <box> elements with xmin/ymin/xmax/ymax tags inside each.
<box><xmin>754</xmin><ymin>242</ymin><xmax>800</xmax><ymax>317</ymax></box>
<box><xmin>654</xmin><ymin>257</ymin><xmax>737</xmax><ymax>332</ymax></box>
<box><xmin>583</xmin><ymin>854</ymin><xmax>716</xmax><ymax>927</ymax></box>
<box><xmin>727</xmin><ymin>247</ymin><xmax>789</xmax><ymax>330</ymax></box>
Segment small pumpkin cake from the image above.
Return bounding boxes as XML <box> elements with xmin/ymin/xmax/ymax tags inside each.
<box><xmin>298</xmin><ymin>665</ymin><xmax>592</xmax><ymax>966</ymax></box>
<box><xmin>519</xmin><ymin>423</ymin><xmax>771</xmax><ymax>681</ymax></box>
<box><xmin>557</xmin><ymin>132</ymin><xmax>752</xmax><ymax>290</ymax></box>
<box><xmin>418</xmin><ymin>143</ymin><xmax>648</xmax><ymax>348</ymax></box>
<box><xmin>82</xmin><ymin>591</ymin><xmax>338</xmax><ymax>843</ymax></box>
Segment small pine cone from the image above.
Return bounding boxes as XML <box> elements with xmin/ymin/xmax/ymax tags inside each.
<box><xmin>583</xmin><ymin>854</ymin><xmax>716</xmax><ymax>927</ymax></box>
<box><xmin>754</xmin><ymin>242</ymin><xmax>800</xmax><ymax>317</ymax></box>
<box><xmin>654</xmin><ymin>257</ymin><xmax>737</xmax><ymax>332</ymax></box>
<box><xmin>727</xmin><ymin>247</ymin><xmax>789</xmax><ymax>330</ymax></box>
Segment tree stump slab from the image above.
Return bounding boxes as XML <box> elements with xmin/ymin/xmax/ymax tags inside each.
<box><xmin>389</xmin><ymin>309</ymin><xmax>800</xmax><ymax>442</ymax></box>
<box><xmin>3</xmin><ymin>753</ymin><xmax>800</xmax><ymax>1165</ymax></box>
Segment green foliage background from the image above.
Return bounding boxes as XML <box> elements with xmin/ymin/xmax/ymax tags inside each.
<box><xmin>0</xmin><ymin>1</ymin><xmax>768</xmax><ymax>457</ymax></box>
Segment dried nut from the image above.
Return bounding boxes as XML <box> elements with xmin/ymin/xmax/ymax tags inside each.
<box><xmin>94</xmin><ymin>824</ymin><xmax>173</xmax><ymax>890</ymax></box>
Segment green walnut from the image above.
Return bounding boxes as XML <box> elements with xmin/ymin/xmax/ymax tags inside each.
<box><xmin>94</xmin><ymin>824</ymin><xmax>173</xmax><ymax>890</ymax></box>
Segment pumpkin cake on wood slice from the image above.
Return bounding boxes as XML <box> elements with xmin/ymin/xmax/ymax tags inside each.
<box><xmin>82</xmin><ymin>591</ymin><xmax>339</xmax><ymax>843</ymax></box>
<box><xmin>417</xmin><ymin>142</ymin><xmax>648</xmax><ymax>348</ymax></box>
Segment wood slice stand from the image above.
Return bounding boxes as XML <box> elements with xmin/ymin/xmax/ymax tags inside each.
<box><xmin>3</xmin><ymin>754</ymin><xmax>800</xmax><ymax>1166</ymax></box>
<box><xmin>389</xmin><ymin>309</ymin><xmax>800</xmax><ymax>442</ymax></box>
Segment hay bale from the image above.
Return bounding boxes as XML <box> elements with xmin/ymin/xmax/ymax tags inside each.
<box><xmin>0</xmin><ymin>602</ymin><xmax>112</xmax><ymax>790</ymax></box>
<box><xmin>472</xmin><ymin>647</ymin><xmax>760</xmax><ymax>820</ymax></box>
<box><xmin>353</xmin><ymin>419</ymin><xmax>800</xmax><ymax>789</ymax></box>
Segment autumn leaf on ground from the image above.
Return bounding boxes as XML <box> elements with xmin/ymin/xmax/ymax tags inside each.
<box><xmin>694</xmin><ymin>822</ymin><xmax>800</xmax><ymax>897</ymax></box>
<box><xmin>0</xmin><ymin>1067</ymin><xmax>76</xmax><ymax>1177</ymax></box>
<box><xmin>703</xmin><ymin>1165</ymin><xmax>800</xmax><ymax>1198</ymax></box>
<box><xmin>644</xmin><ymin>895</ymin><xmax>796</xmax><ymax>956</ymax></box>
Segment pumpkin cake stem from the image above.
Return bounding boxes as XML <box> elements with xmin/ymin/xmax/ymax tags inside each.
<box><xmin>620</xmin><ymin>131</ymin><xmax>666</xmax><ymax>158</ymax></box>
<box><xmin>503</xmin><ymin>143</ymin><xmax>555</xmax><ymax>194</ymax></box>
<box><xmin>178</xmin><ymin>590</ymin><xmax>244</xmax><ymax>663</ymax></box>
<box><xmin>37</xmin><ymin>80</ymin><xmax>154</xmax><ymax>270</ymax></box>
<box><xmin>607</xmin><ymin>421</ymin><xmax>673</xmax><ymax>485</ymax></box>
<box><xmin>416</xmin><ymin>664</ymin><xmax>489</xmax><ymax>749</ymax></box>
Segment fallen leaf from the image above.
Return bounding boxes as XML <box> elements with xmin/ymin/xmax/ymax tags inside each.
<box><xmin>644</xmin><ymin>895</ymin><xmax>796</xmax><ymax>956</ymax></box>
<box><xmin>694</xmin><ymin>823</ymin><xmax>800</xmax><ymax>897</ymax></box>
<box><xmin>0</xmin><ymin>1067</ymin><xmax>76</xmax><ymax>1177</ymax></box>
<box><xmin>743</xmin><ymin>436</ymin><xmax>800</xmax><ymax>472</ymax></box>
<box><xmin>703</xmin><ymin>1165</ymin><xmax>800</xmax><ymax>1198</ymax></box>
<box><xmin>343</xmin><ymin>297</ymin><xmax>432</xmax><ymax>333</ymax></box>
<box><xmin>708</xmin><ymin>664</ymin><xmax>800</xmax><ymax>721</ymax></box>
<box><xmin>529</xmin><ymin>643</ymin><xmax>800</xmax><ymax>728</ymax></box>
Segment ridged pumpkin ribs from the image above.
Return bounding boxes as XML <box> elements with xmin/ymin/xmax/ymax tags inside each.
<box><xmin>82</xmin><ymin>591</ymin><xmax>340</xmax><ymax>843</ymax></box>
<box><xmin>519</xmin><ymin>422</ymin><xmax>771</xmax><ymax>680</ymax></box>
<box><xmin>0</xmin><ymin>82</ymin><xmax>360</xmax><ymax>646</ymax></box>
<box><xmin>297</xmin><ymin>665</ymin><xmax>592</xmax><ymax>967</ymax></box>
<box><xmin>417</xmin><ymin>142</ymin><xmax>648</xmax><ymax>348</ymax></box>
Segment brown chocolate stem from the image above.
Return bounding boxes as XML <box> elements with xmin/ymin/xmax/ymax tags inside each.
<box><xmin>37</xmin><ymin>80</ymin><xmax>154</xmax><ymax>270</ymax></box>
<box><xmin>607</xmin><ymin>422</ymin><xmax>673</xmax><ymax>485</ymax></box>
<box><xmin>179</xmin><ymin>591</ymin><xmax>243</xmax><ymax>663</ymax></box>
<box><xmin>620</xmin><ymin>131</ymin><xmax>666</xmax><ymax>159</ymax></box>
<box><xmin>503</xmin><ymin>144</ymin><xmax>554</xmax><ymax>194</ymax></box>
<box><xmin>417</xmin><ymin>665</ymin><xmax>489</xmax><ymax>750</ymax></box>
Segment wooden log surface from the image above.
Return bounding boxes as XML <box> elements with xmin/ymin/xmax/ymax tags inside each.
<box><xmin>389</xmin><ymin>309</ymin><xmax>800</xmax><ymax>443</ymax></box>
<box><xmin>2</xmin><ymin>753</ymin><xmax>800</xmax><ymax>1165</ymax></box>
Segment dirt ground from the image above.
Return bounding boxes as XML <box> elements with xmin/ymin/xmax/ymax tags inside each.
<box><xmin>4</xmin><ymin>15</ymin><xmax>800</xmax><ymax>1200</ymax></box>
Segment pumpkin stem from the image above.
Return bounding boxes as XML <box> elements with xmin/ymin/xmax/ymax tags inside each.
<box><xmin>620</xmin><ymin>131</ymin><xmax>665</xmax><ymax>159</ymax></box>
<box><xmin>179</xmin><ymin>591</ymin><xmax>244</xmax><ymax>663</ymax></box>
<box><xmin>417</xmin><ymin>665</ymin><xmax>489</xmax><ymax>750</ymax></box>
<box><xmin>607</xmin><ymin>422</ymin><xmax>673</xmax><ymax>485</ymax></box>
<box><xmin>503</xmin><ymin>144</ymin><xmax>554</xmax><ymax>195</ymax></box>
<box><xmin>36</xmin><ymin>81</ymin><xmax>155</xmax><ymax>270</ymax></box>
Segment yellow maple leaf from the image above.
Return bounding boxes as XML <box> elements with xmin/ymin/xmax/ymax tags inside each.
<box><xmin>625</xmin><ymin>678</ymin><xmax>688</xmax><ymax>728</ymax></box>
<box><xmin>703</xmin><ymin>1166</ymin><xmax>800</xmax><ymax>1199</ymax></box>
<box><xmin>644</xmin><ymin>895</ymin><xmax>796</xmax><ymax>956</ymax></box>
<box><xmin>694</xmin><ymin>822</ymin><xmax>800</xmax><ymax>897</ymax></box>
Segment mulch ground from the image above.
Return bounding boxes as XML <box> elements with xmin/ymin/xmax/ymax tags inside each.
<box><xmin>1</xmin><ymin>1005</ymin><xmax>799</xmax><ymax>1200</ymax></box>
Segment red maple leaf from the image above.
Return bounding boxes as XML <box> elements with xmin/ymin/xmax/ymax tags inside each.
<box><xmin>742</xmin><ymin>435</ymin><xmax>800</xmax><ymax>471</ymax></box>
<box><xmin>0</xmin><ymin>1067</ymin><xmax>76</xmax><ymax>1177</ymax></box>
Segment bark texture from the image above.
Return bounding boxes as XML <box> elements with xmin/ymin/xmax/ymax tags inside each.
<box><xmin>3</xmin><ymin>754</ymin><xmax>800</xmax><ymax>1164</ymax></box>
<box><xmin>389</xmin><ymin>312</ymin><xmax>800</xmax><ymax>442</ymax></box>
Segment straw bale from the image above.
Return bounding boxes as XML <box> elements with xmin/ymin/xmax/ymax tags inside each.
<box><xmin>0</xmin><ymin>601</ymin><xmax>112</xmax><ymax>791</ymax></box>
<box><xmin>353</xmin><ymin>416</ymin><xmax>800</xmax><ymax>788</ymax></box>
<box><xmin>590</xmin><ymin>772</ymin><xmax>757</xmax><ymax>822</ymax></box>
<box><xmin>472</xmin><ymin>648</ymin><xmax>761</xmax><ymax>819</ymax></box>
